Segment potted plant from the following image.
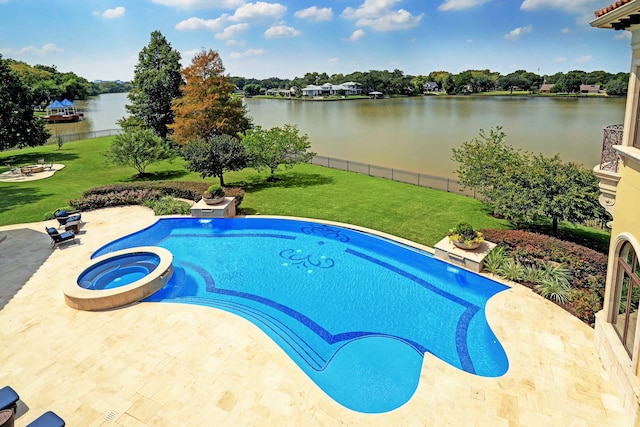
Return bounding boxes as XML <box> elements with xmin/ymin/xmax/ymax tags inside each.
<box><xmin>448</xmin><ymin>222</ymin><xmax>484</xmax><ymax>250</ymax></box>
<box><xmin>203</xmin><ymin>185</ymin><xmax>226</xmax><ymax>205</ymax></box>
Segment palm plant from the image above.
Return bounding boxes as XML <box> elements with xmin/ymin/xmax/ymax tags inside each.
<box><xmin>535</xmin><ymin>278</ymin><xmax>570</xmax><ymax>304</ymax></box>
<box><xmin>497</xmin><ymin>258</ymin><xmax>524</xmax><ymax>282</ymax></box>
<box><xmin>483</xmin><ymin>246</ymin><xmax>507</xmax><ymax>274</ymax></box>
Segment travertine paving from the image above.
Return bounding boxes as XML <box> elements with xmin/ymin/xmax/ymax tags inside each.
<box><xmin>0</xmin><ymin>206</ymin><xmax>629</xmax><ymax>426</ymax></box>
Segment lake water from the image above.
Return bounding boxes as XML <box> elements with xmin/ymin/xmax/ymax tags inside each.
<box><xmin>53</xmin><ymin>93</ymin><xmax>625</xmax><ymax>179</ymax></box>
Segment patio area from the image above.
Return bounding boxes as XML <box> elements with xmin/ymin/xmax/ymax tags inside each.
<box><xmin>0</xmin><ymin>206</ymin><xmax>629</xmax><ymax>426</ymax></box>
<box><xmin>0</xmin><ymin>164</ymin><xmax>65</xmax><ymax>183</ymax></box>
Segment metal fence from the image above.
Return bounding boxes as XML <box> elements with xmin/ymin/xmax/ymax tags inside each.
<box><xmin>310</xmin><ymin>155</ymin><xmax>477</xmax><ymax>198</ymax></box>
<box><xmin>49</xmin><ymin>128</ymin><xmax>123</xmax><ymax>143</ymax></box>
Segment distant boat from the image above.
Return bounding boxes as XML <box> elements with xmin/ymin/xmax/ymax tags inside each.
<box><xmin>42</xmin><ymin>99</ymin><xmax>84</xmax><ymax>123</ymax></box>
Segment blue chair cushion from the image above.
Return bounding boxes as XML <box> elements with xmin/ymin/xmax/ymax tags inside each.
<box><xmin>54</xmin><ymin>210</ymin><xmax>67</xmax><ymax>218</ymax></box>
<box><xmin>26</xmin><ymin>410</ymin><xmax>65</xmax><ymax>427</ymax></box>
<box><xmin>0</xmin><ymin>386</ymin><xmax>19</xmax><ymax>412</ymax></box>
<box><xmin>46</xmin><ymin>227</ymin><xmax>58</xmax><ymax>235</ymax></box>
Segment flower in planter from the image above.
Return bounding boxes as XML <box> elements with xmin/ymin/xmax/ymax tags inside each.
<box><xmin>447</xmin><ymin>222</ymin><xmax>484</xmax><ymax>246</ymax></box>
<box><xmin>204</xmin><ymin>185</ymin><xmax>225</xmax><ymax>199</ymax></box>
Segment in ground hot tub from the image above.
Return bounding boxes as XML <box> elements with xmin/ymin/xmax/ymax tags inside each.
<box><xmin>64</xmin><ymin>246</ymin><xmax>173</xmax><ymax>311</ymax></box>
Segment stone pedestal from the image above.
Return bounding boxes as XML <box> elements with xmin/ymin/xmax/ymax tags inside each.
<box><xmin>434</xmin><ymin>237</ymin><xmax>496</xmax><ymax>273</ymax></box>
<box><xmin>190</xmin><ymin>197</ymin><xmax>236</xmax><ymax>218</ymax></box>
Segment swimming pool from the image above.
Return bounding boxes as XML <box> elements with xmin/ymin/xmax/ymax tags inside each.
<box><xmin>92</xmin><ymin>217</ymin><xmax>509</xmax><ymax>413</ymax></box>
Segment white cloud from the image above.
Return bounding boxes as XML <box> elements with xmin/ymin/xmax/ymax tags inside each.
<box><xmin>357</xmin><ymin>10</ymin><xmax>423</xmax><ymax>31</ymax></box>
<box><xmin>264</xmin><ymin>25</ymin><xmax>301</xmax><ymax>38</ymax></box>
<box><xmin>229</xmin><ymin>2</ymin><xmax>287</xmax><ymax>22</ymax></box>
<box><xmin>438</xmin><ymin>0</ymin><xmax>491</xmax><ymax>12</ymax></box>
<box><xmin>560</xmin><ymin>27</ymin><xmax>570</xmax><ymax>34</ymax></box>
<box><xmin>504</xmin><ymin>24</ymin><xmax>533</xmax><ymax>40</ymax></box>
<box><xmin>175</xmin><ymin>15</ymin><xmax>228</xmax><ymax>31</ymax></box>
<box><xmin>576</xmin><ymin>54</ymin><xmax>592</xmax><ymax>62</ymax></box>
<box><xmin>226</xmin><ymin>39</ymin><xmax>247</xmax><ymax>46</ymax></box>
<box><xmin>152</xmin><ymin>0</ymin><xmax>244</xmax><ymax>9</ymax></box>
<box><xmin>555</xmin><ymin>56</ymin><xmax>567</xmax><ymax>62</ymax></box>
<box><xmin>349</xmin><ymin>29</ymin><xmax>365</xmax><ymax>41</ymax></box>
<box><xmin>100</xmin><ymin>6</ymin><xmax>126</xmax><ymax>19</ymax></box>
<box><xmin>341</xmin><ymin>1</ymin><xmax>423</xmax><ymax>31</ymax></box>
<box><xmin>2</xmin><ymin>43</ymin><xmax>63</xmax><ymax>55</ymax></box>
<box><xmin>520</xmin><ymin>0</ymin><xmax>600</xmax><ymax>15</ymax></box>
<box><xmin>230</xmin><ymin>48</ymin><xmax>267</xmax><ymax>58</ymax></box>
<box><xmin>328</xmin><ymin>57</ymin><xmax>338</xmax><ymax>64</ymax></box>
<box><xmin>294</xmin><ymin>6</ymin><xmax>333</xmax><ymax>22</ymax></box>
<box><xmin>342</xmin><ymin>0</ymin><xmax>401</xmax><ymax>19</ymax></box>
<box><xmin>216</xmin><ymin>23</ymin><xmax>250</xmax><ymax>39</ymax></box>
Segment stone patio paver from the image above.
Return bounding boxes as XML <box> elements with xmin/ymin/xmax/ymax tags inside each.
<box><xmin>0</xmin><ymin>206</ymin><xmax>630</xmax><ymax>426</ymax></box>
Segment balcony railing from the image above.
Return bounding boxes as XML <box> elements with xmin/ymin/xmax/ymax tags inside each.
<box><xmin>600</xmin><ymin>124</ymin><xmax>623</xmax><ymax>172</ymax></box>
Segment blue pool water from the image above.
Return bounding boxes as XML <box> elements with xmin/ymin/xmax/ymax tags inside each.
<box><xmin>78</xmin><ymin>253</ymin><xmax>160</xmax><ymax>290</ymax></box>
<box><xmin>92</xmin><ymin>217</ymin><xmax>509</xmax><ymax>413</ymax></box>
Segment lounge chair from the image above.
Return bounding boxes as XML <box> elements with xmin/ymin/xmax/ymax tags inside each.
<box><xmin>20</xmin><ymin>166</ymin><xmax>32</xmax><ymax>176</ymax></box>
<box><xmin>46</xmin><ymin>227</ymin><xmax>76</xmax><ymax>248</ymax></box>
<box><xmin>0</xmin><ymin>386</ymin><xmax>19</xmax><ymax>414</ymax></box>
<box><xmin>26</xmin><ymin>411</ymin><xmax>65</xmax><ymax>427</ymax></box>
<box><xmin>53</xmin><ymin>210</ymin><xmax>81</xmax><ymax>227</ymax></box>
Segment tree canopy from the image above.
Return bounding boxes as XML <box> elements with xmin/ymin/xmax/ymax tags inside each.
<box><xmin>124</xmin><ymin>31</ymin><xmax>183</xmax><ymax>142</ymax></box>
<box><xmin>452</xmin><ymin>127</ymin><xmax>604</xmax><ymax>234</ymax></box>
<box><xmin>0</xmin><ymin>55</ymin><xmax>51</xmax><ymax>151</ymax></box>
<box><xmin>104</xmin><ymin>128</ymin><xmax>175</xmax><ymax>177</ymax></box>
<box><xmin>181</xmin><ymin>134</ymin><xmax>249</xmax><ymax>186</ymax></box>
<box><xmin>241</xmin><ymin>124</ymin><xmax>316</xmax><ymax>180</ymax></box>
<box><xmin>171</xmin><ymin>49</ymin><xmax>251</xmax><ymax>144</ymax></box>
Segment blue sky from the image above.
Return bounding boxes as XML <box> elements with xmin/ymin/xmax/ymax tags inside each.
<box><xmin>0</xmin><ymin>0</ymin><xmax>632</xmax><ymax>81</ymax></box>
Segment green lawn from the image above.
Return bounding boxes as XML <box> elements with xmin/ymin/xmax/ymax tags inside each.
<box><xmin>0</xmin><ymin>137</ymin><xmax>608</xmax><ymax>249</ymax></box>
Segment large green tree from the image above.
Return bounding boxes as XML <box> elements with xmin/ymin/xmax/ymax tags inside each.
<box><xmin>170</xmin><ymin>49</ymin><xmax>251</xmax><ymax>144</ymax></box>
<box><xmin>104</xmin><ymin>128</ymin><xmax>175</xmax><ymax>177</ymax></box>
<box><xmin>181</xmin><ymin>134</ymin><xmax>249</xmax><ymax>186</ymax></box>
<box><xmin>124</xmin><ymin>31</ymin><xmax>183</xmax><ymax>142</ymax></box>
<box><xmin>452</xmin><ymin>127</ymin><xmax>603</xmax><ymax>234</ymax></box>
<box><xmin>0</xmin><ymin>55</ymin><xmax>50</xmax><ymax>150</ymax></box>
<box><xmin>241</xmin><ymin>124</ymin><xmax>316</xmax><ymax>180</ymax></box>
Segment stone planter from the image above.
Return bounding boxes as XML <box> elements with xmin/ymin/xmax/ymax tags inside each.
<box><xmin>452</xmin><ymin>240</ymin><xmax>481</xmax><ymax>250</ymax></box>
<box><xmin>203</xmin><ymin>196</ymin><xmax>225</xmax><ymax>205</ymax></box>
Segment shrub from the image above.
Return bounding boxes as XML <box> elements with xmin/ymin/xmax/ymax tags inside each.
<box><xmin>482</xmin><ymin>228</ymin><xmax>606</xmax><ymax>326</ymax></box>
<box><xmin>497</xmin><ymin>259</ymin><xmax>524</xmax><ymax>281</ymax></box>
<box><xmin>483</xmin><ymin>246</ymin><xmax>507</xmax><ymax>274</ymax></box>
<box><xmin>222</xmin><ymin>187</ymin><xmax>246</xmax><ymax>208</ymax></box>
<box><xmin>144</xmin><ymin>196</ymin><xmax>192</xmax><ymax>216</ymax></box>
<box><xmin>448</xmin><ymin>222</ymin><xmax>483</xmax><ymax>245</ymax></box>
<box><xmin>569</xmin><ymin>289</ymin><xmax>602</xmax><ymax>324</ymax></box>
<box><xmin>536</xmin><ymin>279</ymin><xmax>570</xmax><ymax>305</ymax></box>
<box><xmin>521</xmin><ymin>264</ymin><xmax>544</xmax><ymax>287</ymax></box>
<box><xmin>204</xmin><ymin>185</ymin><xmax>225</xmax><ymax>198</ymax></box>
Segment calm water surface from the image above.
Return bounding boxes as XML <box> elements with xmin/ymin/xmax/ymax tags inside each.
<box><xmin>54</xmin><ymin>93</ymin><xmax>625</xmax><ymax>178</ymax></box>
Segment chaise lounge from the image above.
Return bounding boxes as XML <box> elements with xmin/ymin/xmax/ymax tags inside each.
<box><xmin>46</xmin><ymin>227</ymin><xmax>76</xmax><ymax>248</ymax></box>
<box><xmin>53</xmin><ymin>210</ymin><xmax>81</xmax><ymax>228</ymax></box>
<box><xmin>26</xmin><ymin>411</ymin><xmax>65</xmax><ymax>427</ymax></box>
<box><xmin>0</xmin><ymin>386</ymin><xmax>19</xmax><ymax>413</ymax></box>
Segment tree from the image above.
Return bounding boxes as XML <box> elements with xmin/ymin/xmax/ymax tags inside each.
<box><xmin>452</xmin><ymin>128</ymin><xmax>603</xmax><ymax>234</ymax></box>
<box><xmin>0</xmin><ymin>55</ymin><xmax>50</xmax><ymax>150</ymax></box>
<box><xmin>241</xmin><ymin>124</ymin><xmax>316</xmax><ymax>180</ymax></box>
<box><xmin>104</xmin><ymin>128</ymin><xmax>175</xmax><ymax>177</ymax></box>
<box><xmin>605</xmin><ymin>76</ymin><xmax>628</xmax><ymax>96</ymax></box>
<box><xmin>181</xmin><ymin>134</ymin><xmax>249</xmax><ymax>186</ymax></box>
<box><xmin>243</xmin><ymin>83</ymin><xmax>261</xmax><ymax>97</ymax></box>
<box><xmin>170</xmin><ymin>49</ymin><xmax>251</xmax><ymax>145</ymax></box>
<box><xmin>124</xmin><ymin>31</ymin><xmax>183</xmax><ymax>142</ymax></box>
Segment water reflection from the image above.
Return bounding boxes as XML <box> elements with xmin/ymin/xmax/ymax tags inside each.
<box><xmin>46</xmin><ymin>93</ymin><xmax>625</xmax><ymax>179</ymax></box>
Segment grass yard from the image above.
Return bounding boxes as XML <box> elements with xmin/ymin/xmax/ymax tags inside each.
<box><xmin>0</xmin><ymin>136</ymin><xmax>608</xmax><ymax>249</ymax></box>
